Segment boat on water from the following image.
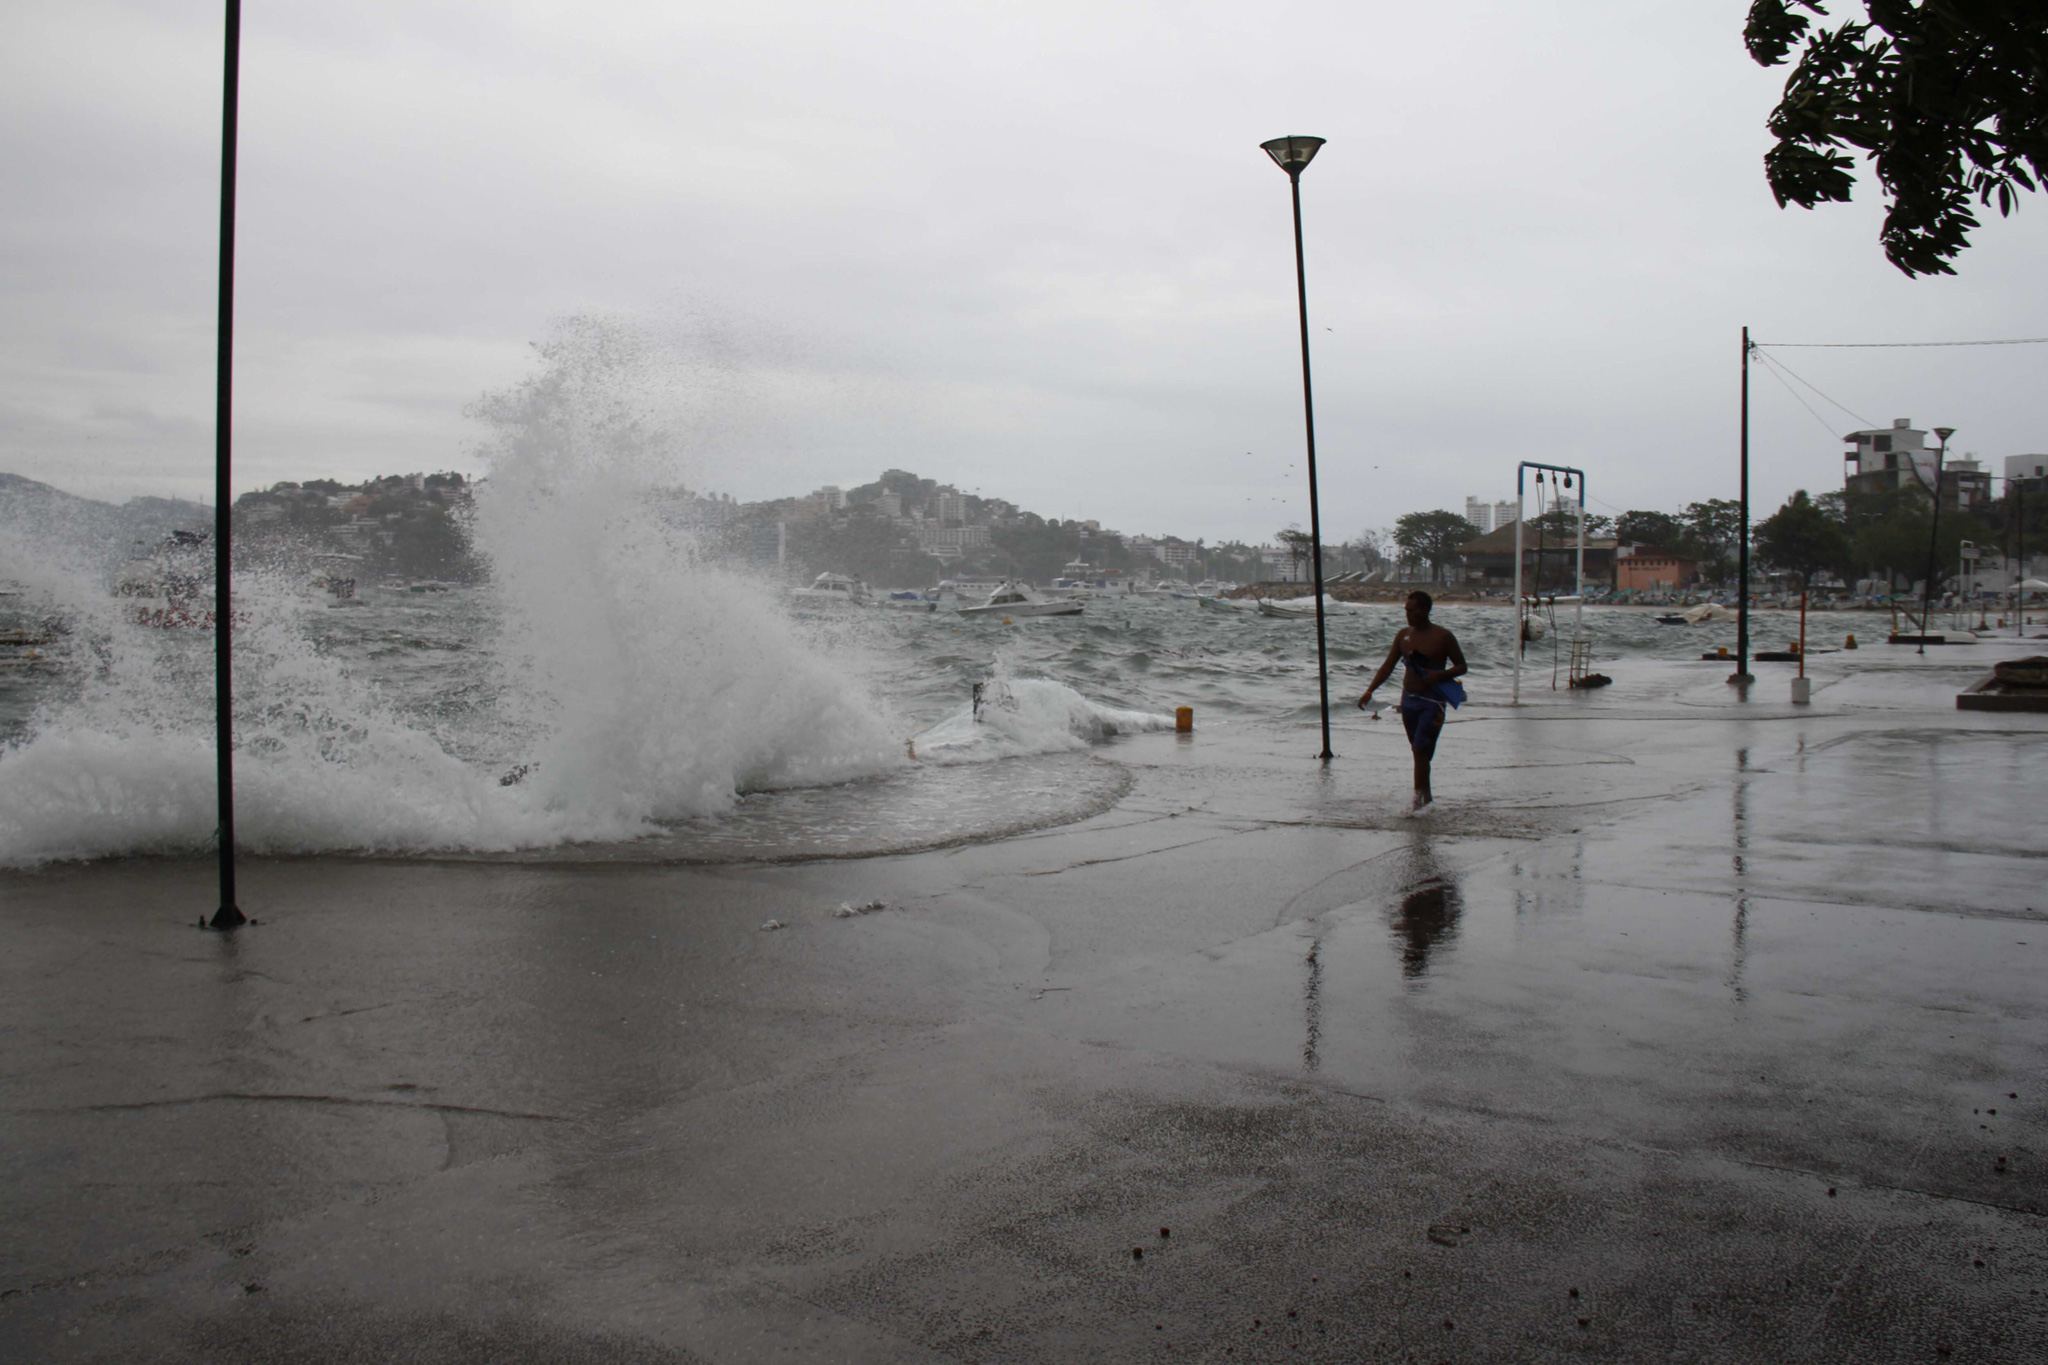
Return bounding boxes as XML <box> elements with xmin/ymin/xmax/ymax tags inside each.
<box><xmin>958</xmin><ymin>580</ymin><xmax>1084</xmax><ymax>618</ymax></box>
<box><xmin>881</xmin><ymin>590</ymin><xmax>937</xmax><ymax>613</ymax></box>
<box><xmin>1197</xmin><ymin>594</ymin><xmax>1243</xmax><ymax>612</ymax></box>
<box><xmin>1254</xmin><ymin>594</ymin><xmax>1356</xmax><ymax>620</ymax></box>
<box><xmin>789</xmin><ymin>572</ymin><xmax>874</xmax><ymax>608</ymax></box>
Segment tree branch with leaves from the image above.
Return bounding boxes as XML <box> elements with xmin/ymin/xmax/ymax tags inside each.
<box><xmin>1746</xmin><ymin>0</ymin><xmax>2048</xmax><ymax>276</ymax></box>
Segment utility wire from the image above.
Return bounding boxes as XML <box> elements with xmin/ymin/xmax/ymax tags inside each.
<box><xmin>1752</xmin><ymin>349</ymin><xmax>1876</xmax><ymax>429</ymax></box>
<box><xmin>1752</xmin><ymin>351</ymin><xmax>1845</xmax><ymax>442</ymax></box>
<box><xmin>1756</xmin><ymin>336</ymin><xmax>2048</xmax><ymax>348</ymax></box>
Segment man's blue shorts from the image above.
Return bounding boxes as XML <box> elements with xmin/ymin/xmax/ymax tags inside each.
<box><xmin>1399</xmin><ymin>692</ymin><xmax>1446</xmax><ymax>760</ymax></box>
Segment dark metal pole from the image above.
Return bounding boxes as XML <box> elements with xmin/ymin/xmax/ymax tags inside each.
<box><xmin>1732</xmin><ymin>326</ymin><xmax>1753</xmax><ymax>684</ymax></box>
<box><xmin>210</xmin><ymin>0</ymin><xmax>244</xmax><ymax>930</ymax></box>
<box><xmin>1917</xmin><ymin>433</ymin><xmax>1947</xmax><ymax>657</ymax></box>
<box><xmin>1287</xmin><ymin>169</ymin><xmax>1333</xmax><ymax>761</ymax></box>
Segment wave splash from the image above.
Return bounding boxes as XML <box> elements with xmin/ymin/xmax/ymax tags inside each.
<box><xmin>0</xmin><ymin>316</ymin><xmax>917</xmax><ymax>866</ymax></box>
<box><xmin>913</xmin><ymin>655</ymin><xmax>1174</xmax><ymax>763</ymax></box>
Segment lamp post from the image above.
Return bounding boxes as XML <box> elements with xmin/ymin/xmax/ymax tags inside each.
<box><xmin>209</xmin><ymin>0</ymin><xmax>245</xmax><ymax>930</ymax></box>
<box><xmin>1731</xmin><ymin>327</ymin><xmax>1754</xmax><ymax>685</ymax></box>
<box><xmin>1260</xmin><ymin>134</ymin><xmax>1334</xmax><ymax>761</ymax></box>
<box><xmin>1917</xmin><ymin>425</ymin><xmax>1954</xmax><ymax>657</ymax></box>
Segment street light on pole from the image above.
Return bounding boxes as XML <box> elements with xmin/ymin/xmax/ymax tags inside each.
<box><xmin>1917</xmin><ymin>425</ymin><xmax>1955</xmax><ymax>657</ymax></box>
<box><xmin>1259</xmin><ymin>134</ymin><xmax>1334</xmax><ymax>762</ymax></box>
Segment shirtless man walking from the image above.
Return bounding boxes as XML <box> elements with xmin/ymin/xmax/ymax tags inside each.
<box><xmin>1357</xmin><ymin>591</ymin><xmax>1468</xmax><ymax>812</ymax></box>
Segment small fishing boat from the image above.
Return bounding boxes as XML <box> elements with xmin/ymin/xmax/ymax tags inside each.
<box><xmin>1197</xmin><ymin>595</ymin><xmax>1243</xmax><ymax>612</ymax></box>
<box><xmin>958</xmin><ymin>580</ymin><xmax>1083</xmax><ymax>618</ymax></box>
<box><xmin>881</xmin><ymin>590</ymin><xmax>937</xmax><ymax>613</ymax></box>
<box><xmin>1256</xmin><ymin>598</ymin><xmax>1318</xmax><ymax>620</ymax></box>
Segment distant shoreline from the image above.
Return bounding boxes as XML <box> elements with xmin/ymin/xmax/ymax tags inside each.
<box><xmin>1221</xmin><ymin>582</ymin><xmax>1838</xmax><ymax>608</ymax></box>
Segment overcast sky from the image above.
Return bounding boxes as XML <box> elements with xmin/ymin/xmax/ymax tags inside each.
<box><xmin>4</xmin><ymin>0</ymin><xmax>2043</xmax><ymax>544</ymax></box>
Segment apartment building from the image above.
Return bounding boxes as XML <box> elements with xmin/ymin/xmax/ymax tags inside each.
<box><xmin>1464</xmin><ymin>497</ymin><xmax>1518</xmax><ymax>533</ymax></box>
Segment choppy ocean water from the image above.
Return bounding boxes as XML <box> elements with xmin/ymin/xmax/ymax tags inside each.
<box><xmin>0</xmin><ymin>570</ymin><xmax>1909</xmax><ymax>868</ymax></box>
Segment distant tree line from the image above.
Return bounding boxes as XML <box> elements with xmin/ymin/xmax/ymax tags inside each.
<box><xmin>1751</xmin><ymin>482</ymin><xmax>2045</xmax><ymax>592</ymax></box>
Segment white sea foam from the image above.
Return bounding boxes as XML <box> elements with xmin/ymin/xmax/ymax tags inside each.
<box><xmin>912</xmin><ymin>673</ymin><xmax>1173</xmax><ymax>763</ymax></box>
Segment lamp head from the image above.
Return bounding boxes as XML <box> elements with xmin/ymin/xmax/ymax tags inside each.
<box><xmin>1934</xmin><ymin>426</ymin><xmax>1956</xmax><ymax>443</ymax></box>
<box><xmin>1260</xmin><ymin>136</ymin><xmax>1325</xmax><ymax>177</ymax></box>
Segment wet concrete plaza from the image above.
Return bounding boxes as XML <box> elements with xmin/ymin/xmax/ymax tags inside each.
<box><xmin>3</xmin><ymin>643</ymin><xmax>2044</xmax><ymax>1362</ymax></box>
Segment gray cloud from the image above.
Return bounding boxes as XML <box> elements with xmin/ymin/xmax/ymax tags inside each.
<box><xmin>3</xmin><ymin>0</ymin><xmax>2043</xmax><ymax>543</ymax></box>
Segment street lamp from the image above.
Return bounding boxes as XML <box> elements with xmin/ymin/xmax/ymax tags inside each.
<box><xmin>1259</xmin><ymin>135</ymin><xmax>1334</xmax><ymax>761</ymax></box>
<box><xmin>1917</xmin><ymin>425</ymin><xmax>1955</xmax><ymax>657</ymax></box>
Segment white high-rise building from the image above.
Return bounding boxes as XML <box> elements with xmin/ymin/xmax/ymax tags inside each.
<box><xmin>1464</xmin><ymin>498</ymin><xmax>1518</xmax><ymax>532</ymax></box>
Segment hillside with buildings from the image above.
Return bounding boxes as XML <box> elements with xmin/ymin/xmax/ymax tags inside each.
<box><xmin>658</xmin><ymin>468</ymin><xmax>1383</xmax><ymax>589</ymax></box>
<box><xmin>231</xmin><ymin>472</ymin><xmax>478</xmax><ymax>581</ymax></box>
<box><xmin>217</xmin><ymin>467</ymin><xmax>1370</xmax><ymax>591</ymax></box>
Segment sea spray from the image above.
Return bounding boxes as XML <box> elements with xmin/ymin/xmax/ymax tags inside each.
<box><xmin>0</xmin><ymin>553</ymin><xmax>564</xmax><ymax>864</ymax></box>
<box><xmin>465</xmin><ymin>316</ymin><xmax>907</xmax><ymax>824</ymax></box>
<box><xmin>0</xmin><ymin>315</ymin><xmax>908</xmax><ymax>865</ymax></box>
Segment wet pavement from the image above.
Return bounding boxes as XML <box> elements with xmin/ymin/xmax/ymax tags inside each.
<box><xmin>3</xmin><ymin>643</ymin><xmax>2044</xmax><ymax>1362</ymax></box>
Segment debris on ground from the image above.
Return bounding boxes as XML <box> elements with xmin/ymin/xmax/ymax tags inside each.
<box><xmin>833</xmin><ymin>900</ymin><xmax>887</xmax><ymax>918</ymax></box>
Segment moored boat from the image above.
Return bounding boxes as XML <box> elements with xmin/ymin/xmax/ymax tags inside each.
<box><xmin>958</xmin><ymin>580</ymin><xmax>1084</xmax><ymax>618</ymax></box>
<box><xmin>789</xmin><ymin>572</ymin><xmax>874</xmax><ymax>607</ymax></box>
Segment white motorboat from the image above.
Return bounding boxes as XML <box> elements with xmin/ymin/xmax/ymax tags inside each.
<box><xmin>789</xmin><ymin>572</ymin><xmax>873</xmax><ymax>607</ymax></box>
<box><xmin>958</xmin><ymin>580</ymin><xmax>1084</xmax><ymax>618</ymax></box>
<box><xmin>1255</xmin><ymin>595</ymin><xmax>1357</xmax><ymax>620</ymax></box>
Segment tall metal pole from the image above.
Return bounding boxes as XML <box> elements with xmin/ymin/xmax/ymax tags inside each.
<box><xmin>1512</xmin><ymin>468</ymin><xmax>1524</xmax><ymax>704</ymax></box>
<box><xmin>1287</xmin><ymin>168</ymin><xmax>1334</xmax><ymax>762</ymax></box>
<box><xmin>210</xmin><ymin>0</ymin><xmax>245</xmax><ymax>930</ymax></box>
<box><xmin>1732</xmin><ymin>326</ymin><xmax>1753</xmax><ymax>685</ymax></box>
<box><xmin>1574</xmin><ymin>476</ymin><xmax>1585</xmax><ymax>637</ymax></box>
<box><xmin>1917</xmin><ymin>430</ymin><xmax>1949</xmax><ymax>657</ymax></box>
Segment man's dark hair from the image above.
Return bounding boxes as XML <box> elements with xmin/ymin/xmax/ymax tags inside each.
<box><xmin>1408</xmin><ymin>590</ymin><xmax>1433</xmax><ymax>614</ymax></box>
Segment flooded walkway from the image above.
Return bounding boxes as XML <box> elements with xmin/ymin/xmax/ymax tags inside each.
<box><xmin>3</xmin><ymin>642</ymin><xmax>2042</xmax><ymax>1362</ymax></box>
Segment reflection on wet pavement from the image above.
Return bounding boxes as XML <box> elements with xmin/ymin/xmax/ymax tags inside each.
<box><xmin>1390</xmin><ymin>877</ymin><xmax>1461</xmax><ymax>979</ymax></box>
